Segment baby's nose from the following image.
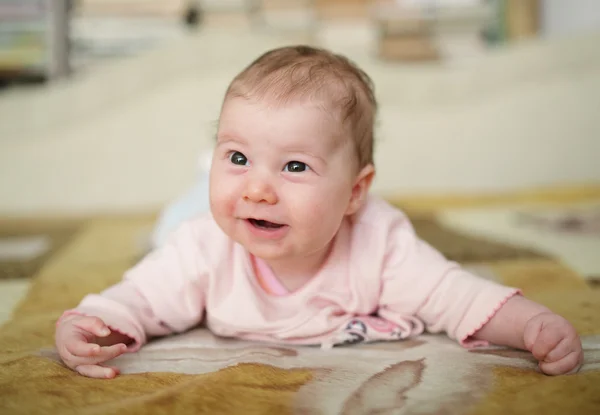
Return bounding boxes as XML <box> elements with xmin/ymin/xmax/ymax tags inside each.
<box><xmin>243</xmin><ymin>176</ymin><xmax>278</xmax><ymax>205</ymax></box>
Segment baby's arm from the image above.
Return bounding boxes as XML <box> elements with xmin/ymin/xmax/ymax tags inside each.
<box><xmin>377</xmin><ymin>211</ymin><xmax>582</xmax><ymax>375</ymax></box>
<box><xmin>471</xmin><ymin>295</ymin><xmax>550</xmax><ymax>350</ymax></box>
<box><xmin>56</xmin><ymin>221</ymin><xmax>209</xmax><ymax>377</ymax></box>
<box><xmin>59</xmin><ymin>279</ymin><xmax>181</xmax><ymax>350</ymax></box>
<box><xmin>472</xmin><ymin>295</ymin><xmax>583</xmax><ymax>375</ymax></box>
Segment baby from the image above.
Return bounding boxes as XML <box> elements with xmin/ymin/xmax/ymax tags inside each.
<box><xmin>55</xmin><ymin>45</ymin><xmax>583</xmax><ymax>379</ymax></box>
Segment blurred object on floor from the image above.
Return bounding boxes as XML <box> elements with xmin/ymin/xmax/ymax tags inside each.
<box><xmin>69</xmin><ymin>16</ymin><xmax>192</xmax><ymax>72</ymax></box>
<box><xmin>315</xmin><ymin>0</ymin><xmax>370</xmax><ymax>19</ymax></box>
<box><xmin>183</xmin><ymin>3</ymin><xmax>203</xmax><ymax>27</ymax></box>
<box><xmin>490</xmin><ymin>0</ymin><xmax>600</xmax><ymax>44</ymax></box>
<box><xmin>373</xmin><ymin>1</ymin><xmax>439</xmax><ymax>62</ymax></box>
<box><xmin>372</xmin><ymin>0</ymin><xmax>491</xmax><ymax>62</ymax></box>
<box><xmin>76</xmin><ymin>0</ymin><xmax>195</xmax><ymax>18</ymax></box>
<box><xmin>0</xmin><ymin>0</ymin><xmax>71</xmax><ymax>83</ymax></box>
<box><xmin>504</xmin><ymin>0</ymin><xmax>540</xmax><ymax>41</ymax></box>
<box><xmin>248</xmin><ymin>0</ymin><xmax>318</xmax><ymax>33</ymax></box>
<box><xmin>76</xmin><ymin>0</ymin><xmax>205</xmax><ymax>28</ymax></box>
<box><xmin>68</xmin><ymin>0</ymin><xmax>204</xmax><ymax>73</ymax></box>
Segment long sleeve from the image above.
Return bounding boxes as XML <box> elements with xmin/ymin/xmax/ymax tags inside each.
<box><xmin>62</xmin><ymin>220</ymin><xmax>210</xmax><ymax>351</ymax></box>
<box><xmin>377</xmin><ymin>212</ymin><xmax>520</xmax><ymax>347</ymax></box>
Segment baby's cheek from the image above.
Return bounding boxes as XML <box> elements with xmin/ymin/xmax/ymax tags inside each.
<box><xmin>209</xmin><ymin>184</ymin><xmax>234</xmax><ymax>217</ymax></box>
<box><xmin>304</xmin><ymin>202</ymin><xmax>339</xmax><ymax>235</ymax></box>
<box><xmin>299</xmin><ymin>198</ymin><xmax>327</xmax><ymax>222</ymax></box>
<box><xmin>215</xmin><ymin>194</ymin><xmax>237</xmax><ymax>218</ymax></box>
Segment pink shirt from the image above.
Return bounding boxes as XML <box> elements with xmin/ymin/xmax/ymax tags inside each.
<box><xmin>64</xmin><ymin>196</ymin><xmax>519</xmax><ymax>351</ymax></box>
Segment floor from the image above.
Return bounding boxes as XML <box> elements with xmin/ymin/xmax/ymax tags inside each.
<box><xmin>439</xmin><ymin>202</ymin><xmax>600</xmax><ymax>279</ymax></box>
<box><xmin>1</xmin><ymin>9</ymin><xmax>599</xmax><ymax>324</ymax></box>
<box><xmin>0</xmin><ymin>280</ymin><xmax>29</xmax><ymax>325</ymax></box>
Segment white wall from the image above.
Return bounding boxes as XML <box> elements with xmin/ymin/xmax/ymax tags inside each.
<box><xmin>542</xmin><ymin>0</ymin><xmax>600</xmax><ymax>38</ymax></box>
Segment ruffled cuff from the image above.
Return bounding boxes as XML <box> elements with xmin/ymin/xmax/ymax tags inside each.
<box><xmin>458</xmin><ymin>288</ymin><xmax>522</xmax><ymax>348</ymax></box>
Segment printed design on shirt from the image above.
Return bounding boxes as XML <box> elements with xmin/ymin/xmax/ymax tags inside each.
<box><xmin>330</xmin><ymin>315</ymin><xmax>408</xmax><ymax>347</ymax></box>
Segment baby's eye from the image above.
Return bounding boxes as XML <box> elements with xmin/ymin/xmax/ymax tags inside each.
<box><xmin>229</xmin><ymin>151</ymin><xmax>248</xmax><ymax>166</ymax></box>
<box><xmin>284</xmin><ymin>161</ymin><xmax>309</xmax><ymax>173</ymax></box>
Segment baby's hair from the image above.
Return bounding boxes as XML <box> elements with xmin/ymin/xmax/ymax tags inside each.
<box><xmin>224</xmin><ymin>45</ymin><xmax>377</xmax><ymax>168</ymax></box>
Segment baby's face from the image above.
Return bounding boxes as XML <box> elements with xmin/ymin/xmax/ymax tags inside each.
<box><xmin>210</xmin><ymin>97</ymin><xmax>360</xmax><ymax>262</ymax></box>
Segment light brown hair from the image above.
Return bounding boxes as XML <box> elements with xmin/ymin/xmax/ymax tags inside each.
<box><xmin>223</xmin><ymin>45</ymin><xmax>377</xmax><ymax>168</ymax></box>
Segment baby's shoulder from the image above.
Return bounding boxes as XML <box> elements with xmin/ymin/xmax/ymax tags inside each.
<box><xmin>342</xmin><ymin>196</ymin><xmax>413</xmax><ymax>271</ymax></box>
<box><xmin>353</xmin><ymin>194</ymin><xmax>409</xmax><ymax>230</ymax></box>
<box><xmin>348</xmin><ymin>195</ymin><xmax>417</xmax><ymax>250</ymax></box>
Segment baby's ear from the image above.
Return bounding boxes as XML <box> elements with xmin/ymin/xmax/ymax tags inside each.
<box><xmin>346</xmin><ymin>164</ymin><xmax>375</xmax><ymax>216</ymax></box>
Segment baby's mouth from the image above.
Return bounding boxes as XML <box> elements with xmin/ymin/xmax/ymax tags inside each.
<box><xmin>247</xmin><ymin>218</ymin><xmax>285</xmax><ymax>229</ymax></box>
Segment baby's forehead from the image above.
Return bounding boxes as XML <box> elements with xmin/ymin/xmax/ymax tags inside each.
<box><xmin>222</xmin><ymin>94</ymin><xmax>348</xmax><ymax>127</ymax></box>
<box><xmin>220</xmin><ymin>97</ymin><xmax>350</xmax><ymax>141</ymax></box>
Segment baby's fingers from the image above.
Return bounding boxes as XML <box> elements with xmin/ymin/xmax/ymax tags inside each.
<box><xmin>76</xmin><ymin>364</ymin><xmax>119</xmax><ymax>379</ymax></box>
<box><xmin>539</xmin><ymin>350</ymin><xmax>583</xmax><ymax>376</ymax></box>
<box><xmin>65</xmin><ymin>343</ymin><xmax>127</xmax><ymax>368</ymax></box>
<box><xmin>66</xmin><ymin>340</ymin><xmax>101</xmax><ymax>358</ymax></box>
<box><xmin>95</xmin><ymin>343</ymin><xmax>128</xmax><ymax>362</ymax></box>
<box><xmin>531</xmin><ymin>328</ymin><xmax>562</xmax><ymax>361</ymax></box>
<box><xmin>543</xmin><ymin>335</ymin><xmax>581</xmax><ymax>364</ymax></box>
<box><xmin>73</xmin><ymin>316</ymin><xmax>111</xmax><ymax>338</ymax></box>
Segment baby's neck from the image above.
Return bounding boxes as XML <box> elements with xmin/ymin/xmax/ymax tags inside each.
<box><xmin>262</xmin><ymin>244</ymin><xmax>332</xmax><ymax>292</ymax></box>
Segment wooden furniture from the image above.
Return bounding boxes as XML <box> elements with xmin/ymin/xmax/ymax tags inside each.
<box><xmin>504</xmin><ymin>0</ymin><xmax>540</xmax><ymax>40</ymax></box>
<box><xmin>372</xmin><ymin>1</ymin><xmax>491</xmax><ymax>62</ymax></box>
<box><xmin>372</xmin><ymin>1</ymin><xmax>440</xmax><ymax>62</ymax></box>
<box><xmin>0</xmin><ymin>0</ymin><xmax>71</xmax><ymax>81</ymax></box>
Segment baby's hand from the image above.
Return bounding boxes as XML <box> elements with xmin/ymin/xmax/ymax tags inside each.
<box><xmin>523</xmin><ymin>312</ymin><xmax>583</xmax><ymax>375</ymax></box>
<box><xmin>55</xmin><ymin>315</ymin><xmax>127</xmax><ymax>378</ymax></box>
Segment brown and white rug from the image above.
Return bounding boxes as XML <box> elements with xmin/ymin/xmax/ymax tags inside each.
<box><xmin>1</xmin><ymin>186</ymin><xmax>599</xmax><ymax>414</ymax></box>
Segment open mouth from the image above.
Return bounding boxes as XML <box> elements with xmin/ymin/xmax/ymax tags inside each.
<box><xmin>247</xmin><ymin>218</ymin><xmax>285</xmax><ymax>230</ymax></box>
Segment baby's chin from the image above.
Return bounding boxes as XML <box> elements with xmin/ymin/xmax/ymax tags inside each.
<box><xmin>243</xmin><ymin>244</ymin><xmax>293</xmax><ymax>261</ymax></box>
<box><xmin>244</xmin><ymin>239</ymin><xmax>334</xmax><ymax>264</ymax></box>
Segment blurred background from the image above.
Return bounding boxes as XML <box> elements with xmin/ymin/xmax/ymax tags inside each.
<box><xmin>0</xmin><ymin>0</ymin><xmax>599</xmax><ymax>216</ymax></box>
